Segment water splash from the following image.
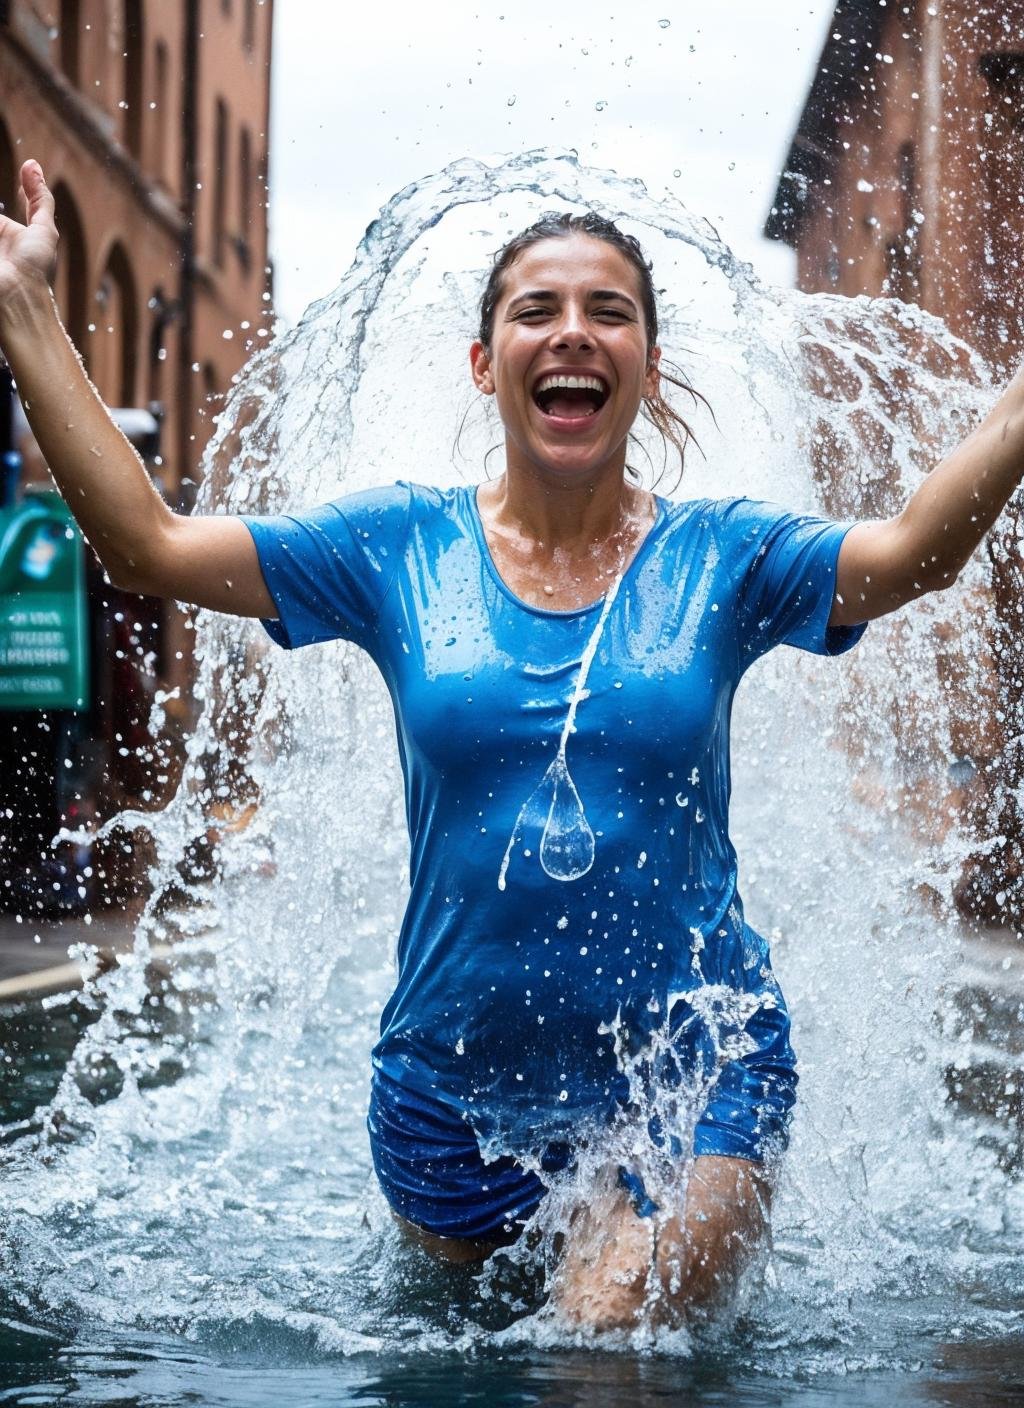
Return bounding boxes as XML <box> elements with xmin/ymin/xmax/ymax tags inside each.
<box><xmin>0</xmin><ymin>148</ymin><xmax>1022</xmax><ymax>1378</ymax></box>
<box><xmin>498</xmin><ymin>572</ymin><xmax>624</xmax><ymax>889</ymax></box>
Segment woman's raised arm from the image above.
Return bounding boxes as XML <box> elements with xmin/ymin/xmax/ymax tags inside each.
<box><xmin>0</xmin><ymin>159</ymin><xmax>275</xmax><ymax>619</ymax></box>
<box><xmin>831</xmin><ymin>367</ymin><xmax>1024</xmax><ymax>627</ymax></box>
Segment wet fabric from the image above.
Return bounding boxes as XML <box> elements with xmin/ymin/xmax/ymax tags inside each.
<box><xmin>369</xmin><ymin>931</ymin><xmax>797</xmax><ymax>1242</ymax></box>
<box><xmin>245</xmin><ymin>483</ymin><xmax>864</xmax><ymax>1233</ymax></box>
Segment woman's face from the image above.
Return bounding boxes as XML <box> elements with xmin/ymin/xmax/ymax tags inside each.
<box><xmin>470</xmin><ymin>234</ymin><xmax>661</xmax><ymax>485</ymax></box>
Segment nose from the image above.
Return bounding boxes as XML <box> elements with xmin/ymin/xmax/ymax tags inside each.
<box><xmin>549</xmin><ymin>301</ymin><xmax>593</xmax><ymax>351</ymax></box>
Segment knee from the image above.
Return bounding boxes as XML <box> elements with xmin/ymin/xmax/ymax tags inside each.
<box><xmin>654</xmin><ymin>1210</ymin><xmax>765</xmax><ymax>1320</ymax></box>
<box><xmin>656</xmin><ymin>1215</ymin><xmax>725</xmax><ymax>1308</ymax></box>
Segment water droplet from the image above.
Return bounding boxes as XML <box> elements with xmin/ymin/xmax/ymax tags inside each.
<box><xmin>506</xmin><ymin>94</ymin><xmax>517</xmax><ymax>107</ymax></box>
<box><xmin>673</xmin><ymin>168</ymin><xmax>682</xmax><ymax>178</ymax></box>
<box><xmin>455</xmin><ymin>1037</ymin><xmax>465</xmax><ymax>1055</ymax></box>
<box><xmin>658</xmin><ymin>17</ymin><xmax>670</xmax><ymax>27</ymax></box>
<box><xmin>595</xmin><ymin>99</ymin><xmax>608</xmax><ymax>112</ymax></box>
<box><xmin>540</xmin><ymin>758</ymin><xmax>596</xmax><ymax>881</ymax></box>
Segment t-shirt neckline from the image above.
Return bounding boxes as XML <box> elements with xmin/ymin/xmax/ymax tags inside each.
<box><xmin>467</xmin><ymin>484</ymin><xmax>668</xmax><ymax>619</ymax></box>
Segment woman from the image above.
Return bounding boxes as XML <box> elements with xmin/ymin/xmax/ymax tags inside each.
<box><xmin>1</xmin><ymin>161</ymin><xmax>1020</xmax><ymax>1331</ymax></box>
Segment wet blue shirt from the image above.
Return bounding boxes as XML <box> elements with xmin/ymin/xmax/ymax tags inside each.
<box><xmin>245</xmin><ymin>484</ymin><xmax>863</xmax><ymax>1148</ymax></box>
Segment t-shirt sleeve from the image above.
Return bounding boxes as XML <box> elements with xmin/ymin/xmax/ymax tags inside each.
<box><xmin>725</xmin><ymin>498</ymin><xmax>867</xmax><ymax>663</ymax></box>
<box><xmin>242</xmin><ymin>483</ymin><xmax>413</xmax><ymax>653</ymax></box>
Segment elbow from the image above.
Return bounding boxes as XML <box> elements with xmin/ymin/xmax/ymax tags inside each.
<box><xmin>99</xmin><ymin>517</ymin><xmax>178</xmax><ymax>597</ymax></box>
<box><xmin>900</xmin><ymin>539</ymin><xmax>969</xmax><ymax>599</ymax></box>
<box><xmin>102</xmin><ymin>549</ymin><xmax>157</xmax><ymax>596</ymax></box>
<box><xmin>913</xmin><ymin>560</ymin><xmax>966</xmax><ymax>598</ymax></box>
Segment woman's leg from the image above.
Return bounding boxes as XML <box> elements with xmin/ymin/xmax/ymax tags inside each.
<box><xmin>654</xmin><ymin>1154</ymin><xmax>772</xmax><ymax>1320</ymax></box>
<box><xmin>392</xmin><ymin>1209</ymin><xmax>499</xmax><ymax>1265</ymax></box>
<box><xmin>552</xmin><ymin>1154</ymin><xmax>772</xmax><ymax>1331</ymax></box>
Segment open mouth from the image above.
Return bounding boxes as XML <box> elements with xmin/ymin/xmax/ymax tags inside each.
<box><xmin>532</xmin><ymin>373</ymin><xmax>609</xmax><ymax>421</ymax></box>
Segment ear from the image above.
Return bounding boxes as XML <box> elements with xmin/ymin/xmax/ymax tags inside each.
<box><xmin>470</xmin><ymin>340</ymin><xmax>495</xmax><ymax>395</ymax></box>
<box><xmin>644</xmin><ymin>345</ymin><xmax>662</xmax><ymax>401</ymax></box>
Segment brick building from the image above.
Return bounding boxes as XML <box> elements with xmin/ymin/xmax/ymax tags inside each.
<box><xmin>0</xmin><ymin>0</ymin><xmax>274</xmax><ymax>911</ymax></box>
<box><xmin>767</xmin><ymin>0</ymin><xmax>1024</xmax><ymax>369</ymax></box>
<box><xmin>766</xmin><ymin>0</ymin><xmax>1024</xmax><ymax>924</ymax></box>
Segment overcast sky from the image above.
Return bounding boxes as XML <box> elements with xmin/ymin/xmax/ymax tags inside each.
<box><xmin>267</xmin><ymin>1</ymin><xmax>838</xmax><ymax>327</ymax></box>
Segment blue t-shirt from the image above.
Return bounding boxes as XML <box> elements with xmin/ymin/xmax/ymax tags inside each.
<box><xmin>244</xmin><ymin>484</ymin><xmax>864</xmax><ymax>1145</ymax></box>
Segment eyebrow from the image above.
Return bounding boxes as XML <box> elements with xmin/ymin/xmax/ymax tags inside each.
<box><xmin>506</xmin><ymin>289</ymin><xmax>639</xmax><ymax>311</ymax></box>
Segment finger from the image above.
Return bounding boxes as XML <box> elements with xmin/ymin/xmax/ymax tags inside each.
<box><xmin>20</xmin><ymin>159</ymin><xmax>54</xmax><ymax>230</ymax></box>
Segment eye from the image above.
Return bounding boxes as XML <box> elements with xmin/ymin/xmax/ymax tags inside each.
<box><xmin>594</xmin><ymin>307</ymin><xmax>630</xmax><ymax>321</ymax></box>
<box><xmin>514</xmin><ymin>307</ymin><xmax>550</xmax><ymax>320</ymax></box>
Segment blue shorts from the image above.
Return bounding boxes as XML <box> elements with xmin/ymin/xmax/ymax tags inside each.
<box><xmin>368</xmin><ymin>990</ymin><xmax>797</xmax><ymax>1244</ymax></box>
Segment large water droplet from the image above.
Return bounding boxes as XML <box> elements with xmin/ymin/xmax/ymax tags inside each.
<box><xmin>539</xmin><ymin>757</ymin><xmax>595</xmax><ymax>881</ymax></box>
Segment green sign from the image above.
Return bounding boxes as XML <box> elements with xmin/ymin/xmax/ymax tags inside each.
<box><xmin>0</xmin><ymin>492</ymin><xmax>89</xmax><ymax>711</ymax></box>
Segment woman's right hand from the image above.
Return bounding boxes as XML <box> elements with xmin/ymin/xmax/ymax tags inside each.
<box><xmin>0</xmin><ymin>160</ymin><xmax>58</xmax><ymax>308</ymax></box>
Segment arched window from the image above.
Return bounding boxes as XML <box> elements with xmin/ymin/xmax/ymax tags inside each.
<box><xmin>124</xmin><ymin>0</ymin><xmax>144</xmax><ymax>159</ymax></box>
<box><xmin>237</xmin><ymin>126</ymin><xmax>252</xmax><ymax>273</ymax></box>
<box><xmin>0</xmin><ymin>115</ymin><xmax>16</xmax><ymax>219</ymax></box>
<box><xmin>884</xmin><ymin>142</ymin><xmax>921</xmax><ymax>303</ymax></box>
<box><xmin>244</xmin><ymin>0</ymin><xmax>257</xmax><ymax>53</ymax></box>
<box><xmin>94</xmin><ymin>242</ymin><xmax>139</xmax><ymax>406</ymax></box>
<box><xmin>51</xmin><ymin>183</ymin><xmax>89</xmax><ymax>358</ymax></box>
<box><xmin>154</xmin><ymin>41</ymin><xmax>169</xmax><ymax>183</ymax></box>
<box><xmin>59</xmin><ymin>0</ymin><xmax>81</xmax><ymax>86</ymax></box>
<box><xmin>213</xmin><ymin>98</ymin><xmax>228</xmax><ymax>267</ymax></box>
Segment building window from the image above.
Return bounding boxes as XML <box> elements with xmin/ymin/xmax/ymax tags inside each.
<box><xmin>213</xmin><ymin>99</ymin><xmax>229</xmax><ymax>268</ymax></box>
<box><xmin>94</xmin><ymin>244</ymin><xmax>138</xmax><ymax>406</ymax></box>
<box><xmin>147</xmin><ymin>286</ymin><xmax>171</xmax><ymax>407</ymax></box>
<box><xmin>885</xmin><ymin>142</ymin><xmax>922</xmax><ymax>302</ymax></box>
<box><xmin>244</xmin><ymin>0</ymin><xmax>256</xmax><ymax>52</ymax></box>
<box><xmin>237</xmin><ymin>127</ymin><xmax>252</xmax><ymax>273</ymax></box>
<box><xmin>52</xmin><ymin>183</ymin><xmax>89</xmax><ymax>357</ymax></box>
<box><xmin>124</xmin><ymin>0</ymin><xmax>144</xmax><ymax>160</ymax></box>
<box><xmin>59</xmin><ymin>0</ymin><xmax>80</xmax><ymax>86</ymax></box>
<box><xmin>154</xmin><ymin>41</ymin><xmax>169</xmax><ymax>184</ymax></box>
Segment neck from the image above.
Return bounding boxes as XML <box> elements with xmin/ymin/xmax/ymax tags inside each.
<box><xmin>487</xmin><ymin>461</ymin><xmax>646</xmax><ymax>549</ymax></box>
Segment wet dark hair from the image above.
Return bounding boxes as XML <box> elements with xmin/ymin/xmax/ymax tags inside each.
<box><xmin>478</xmin><ymin>210</ymin><xmax>709</xmax><ymax>482</ymax></box>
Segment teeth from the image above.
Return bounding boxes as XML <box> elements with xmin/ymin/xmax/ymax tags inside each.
<box><xmin>535</xmin><ymin>374</ymin><xmax>606</xmax><ymax>395</ymax></box>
